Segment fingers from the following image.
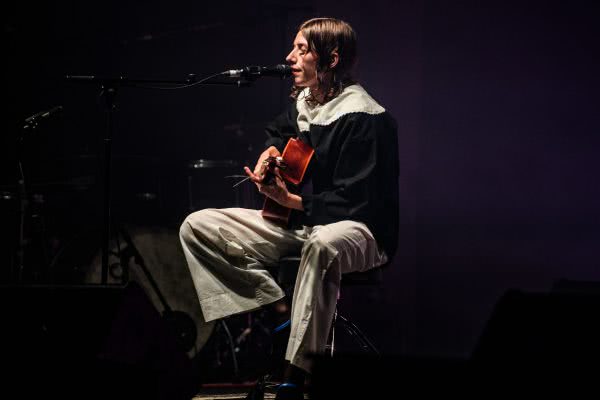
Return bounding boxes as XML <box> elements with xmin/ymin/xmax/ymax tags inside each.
<box><xmin>252</xmin><ymin>162</ymin><xmax>264</xmax><ymax>177</ymax></box>
<box><xmin>255</xmin><ymin>156</ymin><xmax>275</xmax><ymax>177</ymax></box>
<box><xmin>255</xmin><ymin>147</ymin><xmax>278</xmax><ymax>176</ymax></box>
<box><xmin>253</xmin><ymin>154</ymin><xmax>267</xmax><ymax>176</ymax></box>
<box><xmin>273</xmin><ymin>166</ymin><xmax>283</xmax><ymax>179</ymax></box>
<box><xmin>266</xmin><ymin>146</ymin><xmax>282</xmax><ymax>158</ymax></box>
<box><xmin>254</xmin><ymin>159</ymin><xmax>267</xmax><ymax>176</ymax></box>
<box><xmin>244</xmin><ymin>166</ymin><xmax>262</xmax><ymax>184</ymax></box>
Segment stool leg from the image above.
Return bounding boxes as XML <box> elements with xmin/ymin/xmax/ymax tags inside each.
<box><xmin>325</xmin><ymin>289</ymin><xmax>342</xmax><ymax>357</ymax></box>
<box><xmin>337</xmin><ymin>313</ymin><xmax>380</xmax><ymax>355</ymax></box>
<box><xmin>331</xmin><ymin>308</ymin><xmax>337</xmax><ymax>357</ymax></box>
<box><xmin>219</xmin><ymin>320</ymin><xmax>241</xmax><ymax>379</ymax></box>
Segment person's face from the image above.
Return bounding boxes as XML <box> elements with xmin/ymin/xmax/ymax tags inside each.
<box><xmin>286</xmin><ymin>31</ymin><xmax>318</xmax><ymax>90</ymax></box>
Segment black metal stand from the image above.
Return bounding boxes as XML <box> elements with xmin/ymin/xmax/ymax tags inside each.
<box><xmin>15</xmin><ymin>130</ymin><xmax>27</xmax><ymax>284</ymax></box>
<box><xmin>100</xmin><ymin>84</ymin><xmax>116</xmax><ymax>285</ymax></box>
<box><xmin>16</xmin><ymin>106</ymin><xmax>64</xmax><ymax>283</ymax></box>
<box><xmin>65</xmin><ymin>74</ymin><xmax>244</xmax><ymax>285</ymax></box>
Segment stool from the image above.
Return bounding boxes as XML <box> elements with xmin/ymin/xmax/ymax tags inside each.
<box><xmin>245</xmin><ymin>257</ymin><xmax>383</xmax><ymax>400</ymax></box>
<box><xmin>276</xmin><ymin>256</ymin><xmax>382</xmax><ymax>356</ymax></box>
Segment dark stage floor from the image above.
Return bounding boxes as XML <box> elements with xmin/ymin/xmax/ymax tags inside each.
<box><xmin>192</xmin><ymin>382</ymin><xmax>308</xmax><ymax>400</ymax></box>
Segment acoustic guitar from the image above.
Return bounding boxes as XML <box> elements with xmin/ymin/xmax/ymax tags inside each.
<box><xmin>261</xmin><ymin>138</ymin><xmax>314</xmax><ymax>226</ymax></box>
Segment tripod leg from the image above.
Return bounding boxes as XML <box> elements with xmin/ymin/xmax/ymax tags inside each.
<box><xmin>219</xmin><ymin>320</ymin><xmax>240</xmax><ymax>380</ymax></box>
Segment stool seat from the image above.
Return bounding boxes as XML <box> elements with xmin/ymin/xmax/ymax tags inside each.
<box><xmin>342</xmin><ymin>267</ymin><xmax>383</xmax><ymax>285</ymax></box>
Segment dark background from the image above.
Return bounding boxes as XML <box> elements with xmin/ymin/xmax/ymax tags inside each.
<box><xmin>2</xmin><ymin>0</ymin><xmax>599</xmax><ymax>365</ymax></box>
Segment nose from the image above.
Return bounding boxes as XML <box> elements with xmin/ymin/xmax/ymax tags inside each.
<box><xmin>285</xmin><ymin>49</ymin><xmax>295</xmax><ymax>64</ymax></box>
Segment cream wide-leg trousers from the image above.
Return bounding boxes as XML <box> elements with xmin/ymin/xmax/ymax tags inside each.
<box><xmin>179</xmin><ymin>208</ymin><xmax>387</xmax><ymax>372</ymax></box>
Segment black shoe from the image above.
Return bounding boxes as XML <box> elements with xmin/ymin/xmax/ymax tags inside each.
<box><xmin>274</xmin><ymin>383</ymin><xmax>304</xmax><ymax>400</ymax></box>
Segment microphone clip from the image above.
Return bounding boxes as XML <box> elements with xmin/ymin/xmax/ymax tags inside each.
<box><xmin>223</xmin><ymin>65</ymin><xmax>291</xmax><ymax>81</ymax></box>
<box><xmin>224</xmin><ymin>66</ymin><xmax>264</xmax><ymax>81</ymax></box>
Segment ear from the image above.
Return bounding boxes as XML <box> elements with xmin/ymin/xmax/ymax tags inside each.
<box><xmin>329</xmin><ymin>50</ymin><xmax>339</xmax><ymax>69</ymax></box>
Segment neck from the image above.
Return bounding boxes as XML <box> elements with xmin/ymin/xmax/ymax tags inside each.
<box><xmin>309</xmin><ymin>71</ymin><xmax>336</xmax><ymax>104</ymax></box>
<box><xmin>310</xmin><ymin>87</ymin><xmax>327</xmax><ymax>104</ymax></box>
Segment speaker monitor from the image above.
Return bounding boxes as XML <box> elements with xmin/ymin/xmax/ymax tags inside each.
<box><xmin>472</xmin><ymin>288</ymin><xmax>600</xmax><ymax>364</ymax></box>
<box><xmin>1</xmin><ymin>282</ymin><xmax>200</xmax><ymax>400</ymax></box>
<box><xmin>311</xmin><ymin>287</ymin><xmax>600</xmax><ymax>398</ymax></box>
<box><xmin>310</xmin><ymin>353</ymin><xmax>468</xmax><ymax>399</ymax></box>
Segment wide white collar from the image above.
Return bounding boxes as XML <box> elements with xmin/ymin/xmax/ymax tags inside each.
<box><xmin>295</xmin><ymin>84</ymin><xmax>385</xmax><ymax>132</ymax></box>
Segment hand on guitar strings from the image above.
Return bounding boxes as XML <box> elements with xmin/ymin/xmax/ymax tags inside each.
<box><xmin>227</xmin><ymin>146</ymin><xmax>282</xmax><ymax>188</ymax></box>
<box><xmin>243</xmin><ymin>162</ymin><xmax>291</xmax><ymax>207</ymax></box>
<box><xmin>241</xmin><ymin>145</ymin><xmax>304</xmax><ymax>211</ymax></box>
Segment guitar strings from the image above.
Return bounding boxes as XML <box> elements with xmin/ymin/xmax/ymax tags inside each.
<box><xmin>225</xmin><ymin>175</ymin><xmax>251</xmax><ymax>188</ymax></box>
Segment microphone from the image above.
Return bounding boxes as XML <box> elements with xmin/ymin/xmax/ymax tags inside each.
<box><xmin>24</xmin><ymin>105</ymin><xmax>63</xmax><ymax>124</ymax></box>
<box><xmin>224</xmin><ymin>64</ymin><xmax>292</xmax><ymax>79</ymax></box>
<box><xmin>23</xmin><ymin>105</ymin><xmax>63</xmax><ymax>130</ymax></box>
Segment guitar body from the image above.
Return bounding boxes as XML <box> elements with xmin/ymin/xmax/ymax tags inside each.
<box><xmin>262</xmin><ymin>138</ymin><xmax>314</xmax><ymax>226</ymax></box>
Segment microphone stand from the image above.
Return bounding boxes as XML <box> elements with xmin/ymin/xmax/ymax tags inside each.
<box><xmin>15</xmin><ymin>126</ymin><xmax>28</xmax><ymax>283</ymax></box>
<box><xmin>65</xmin><ymin>74</ymin><xmax>245</xmax><ymax>285</ymax></box>
<box><xmin>15</xmin><ymin>107</ymin><xmax>63</xmax><ymax>283</ymax></box>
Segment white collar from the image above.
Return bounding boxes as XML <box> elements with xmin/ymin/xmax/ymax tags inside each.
<box><xmin>296</xmin><ymin>84</ymin><xmax>385</xmax><ymax>132</ymax></box>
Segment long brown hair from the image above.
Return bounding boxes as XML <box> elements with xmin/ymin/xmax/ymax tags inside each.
<box><xmin>291</xmin><ymin>18</ymin><xmax>358</xmax><ymax>106</ymax></box>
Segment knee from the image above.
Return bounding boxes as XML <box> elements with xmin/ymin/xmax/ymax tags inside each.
<box><xmin>300</xmin><ymin>233</ymin><xmax>343</xmax><ymax>280</ymax></box>
<box><xmin>302</xmin><ymin>221</ymin><xmax>369</xmax><ymax>261</ymax></box>
<box><xmin>179</xmin><ymin>218</ymin><xmax>193</xmax><ymax>243</ymax></box>
<box><xmin>179</xmin><ymin>208</ymin><xmax>219</xmax><ymax>243</ymax></box>
<box><xmin>302</xmin><ymin>231</ymin><xmax>336</xmax><ymax>257</ymax></box>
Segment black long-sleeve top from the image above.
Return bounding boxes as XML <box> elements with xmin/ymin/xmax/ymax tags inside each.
<box><xmin>263</xmin><ymin>84</ymin><xmax>399</xmax><ymax>259</ymax></box>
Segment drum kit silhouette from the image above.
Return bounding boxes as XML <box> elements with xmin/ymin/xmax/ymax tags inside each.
<box><xmin>2</xmin><ymin>105</ymin><xmax>270</xmax><ymax>382</ymax></box>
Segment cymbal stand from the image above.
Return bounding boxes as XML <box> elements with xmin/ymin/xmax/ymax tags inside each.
<box><xmin>15</xmin><ymin>106</ymin><xmax>63</xmax><ymax>283</ymax></box>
